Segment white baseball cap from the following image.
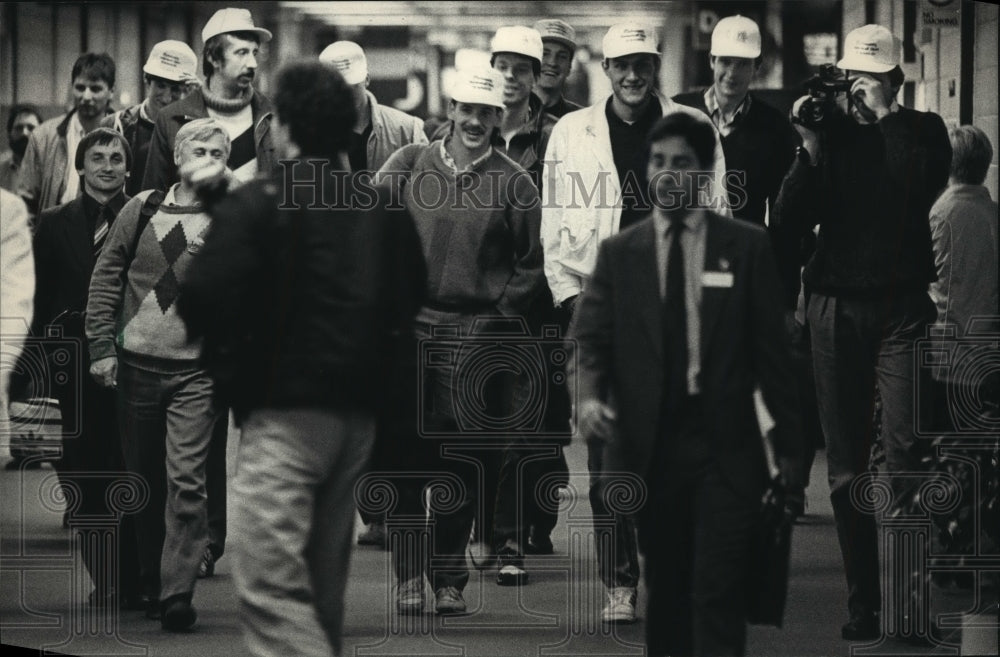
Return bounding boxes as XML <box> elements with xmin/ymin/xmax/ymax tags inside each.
<box><xmin>449</xmin><ymin>67</ymin><xmax>506</xmax><ymax>109</ymax></box>
<box><xmin>837</xmin><ymin>24</ymin><xmax>900</xmax><ymax>73</ymax></box>
<box><xmin>319</xmin><ymin>41</ymin><xmax>368</xmax><ymax>85</ymax></box>
<box><xmin>490</xmin><ymin>26</ymin><xmax>544</xmax><ymax>65</ymax></box>
<box><xmin>711</xmin><ymin>15</ymin><xmax>762</xmax><ymax>59</ymax></box>
<box><xmin>201</xmin><ymin>8</ymin><xmax>272</xmax><ymax>45</ymax></box>
<box><xmin>603</xmin><ymin>23</ymin><xmax>659</xmax><ymax>59</ymax></box>
<box><xmin>143</xmin><ymin>40</ymin><xmax>198</xmax><ymax>82</ymax></box>
<box><xmin>533</xmin><ymin>19</ymin><xmax>577</xmax><ymax>50</ymax></box>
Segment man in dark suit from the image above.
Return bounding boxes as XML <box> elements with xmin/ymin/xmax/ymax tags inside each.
<box><xmin>568</xmin><ymin>112</ymin><xmax>802</xmax><ymax>657</ymax></box>
<box><xmin>30</xmin><ymin>127</ymin><xmax>141</xmax><ymax>610</ymax></box>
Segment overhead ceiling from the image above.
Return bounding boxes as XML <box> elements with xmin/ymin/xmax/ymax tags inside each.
<box><xmin>282</xmin><ymin>1</ymin><xmax>677</xmax><ymax>29</ymax></box>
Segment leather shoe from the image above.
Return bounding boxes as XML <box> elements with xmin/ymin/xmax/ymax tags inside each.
<box><xmin>842</xmin><ymin>613</ymin><xmax>880</xmax><ymax>640</ymax></box>
<box><xmin>161</xmin><ymin>594</ymin><xmax>197</xmax><ymax>631</ymax></box>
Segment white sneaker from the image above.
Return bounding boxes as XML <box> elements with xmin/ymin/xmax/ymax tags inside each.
<box><xmin>601</xmin><ymin>587</ymin><xmax>637</xmax><ymax>624</ymax></box>
<box><xmin>395</xmin><ymin>577</ymin><xmax>424</xmax><ymax>614</ymax></box>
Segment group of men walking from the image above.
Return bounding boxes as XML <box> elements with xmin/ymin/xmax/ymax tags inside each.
<box><xmin>2</xmin><ymin>5</ymin><xmax>995</xmax><ymax>657</ymax></box>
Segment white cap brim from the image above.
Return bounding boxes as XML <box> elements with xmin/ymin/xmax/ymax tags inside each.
<box><xmin>711</xmin><ymin>43</ymin><xmax>760</xmax><ymax>58</ymax></box>
<box><xmin>836</xmin><ymin>54</ymin><xmax>895</xmax><ymax>73</ymax></box>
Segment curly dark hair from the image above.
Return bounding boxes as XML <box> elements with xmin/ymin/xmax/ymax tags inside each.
<box><xmin>6</xmin><ymin>103</ymin><xmax>42</xmax><ymax>134</ymax></box>
<box><xmin>275</xmin><ymin>61</ymin><xmax>358</xmax><ymax>160</ymax></box>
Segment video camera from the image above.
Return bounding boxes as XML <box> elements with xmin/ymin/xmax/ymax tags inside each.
<box><xmin>793</xmin><ymin>64</ymin><xmax>854</xmax><ymax>130</ymax></box>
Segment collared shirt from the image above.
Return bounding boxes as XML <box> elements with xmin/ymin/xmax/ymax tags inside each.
<box><xmin>81</xmin><ymin>189</ymin><xmax>127</xmax><ymax>236</ymax></box>
<box><xmin>704</xmin><ymin>87</ymin><xmax>752</xmax><ymax>137</ymax></box>
<box><xmin>653</xmin><ymin>210</ymin><xmax>707</xmax><ymax>395</ymax></box>
<box><xmin>439</xmin><ymin>137</ymin><xmax>493</xmax><ymax>174</ymax></box>
<box><xmin>61</xmin><ymin>113</ymin><xmax>86</xmax><ymax>204</ymax></box>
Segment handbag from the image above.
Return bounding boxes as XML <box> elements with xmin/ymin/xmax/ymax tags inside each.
<box><xmin>746</xmin><ymin>473</ymin><xmax>795</xmax><ymax>627</ymax></box>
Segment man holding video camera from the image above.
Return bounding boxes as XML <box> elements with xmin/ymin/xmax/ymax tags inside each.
<box><xmin>774</xmin><ymin>24</ymin><xmax>951</xmax><ymax>642</ymax></box>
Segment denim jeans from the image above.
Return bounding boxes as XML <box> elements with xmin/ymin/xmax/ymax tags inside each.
<box><xmin>117</xmin><ymin>357</ymin><xmax>218</xmax><ymax>602</ymax></box>
<box><xmin>232</xmin><ymin>408</ymin><xmax>374</xmax><ymax>657</ymax></box>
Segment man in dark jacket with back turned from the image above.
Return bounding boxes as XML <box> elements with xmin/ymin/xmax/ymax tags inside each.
<box><xmin>177</xmin><ymin>61</ymin><xmax>426</xmax><ymax>657</ymax></box>
<box><xmin>774</xmin><ymin>24</ymin><xmax>952</xmax><ymax>643</ymax></box>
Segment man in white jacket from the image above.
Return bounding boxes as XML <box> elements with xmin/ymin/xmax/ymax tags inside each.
<box><xmin>540</xmin><ymin>22</ymin><xmax>729</xmax><ymax>625</ymax></box>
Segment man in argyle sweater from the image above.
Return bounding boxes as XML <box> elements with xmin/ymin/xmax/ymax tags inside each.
<box><xmin>86</xmin><ymin>118</ymin><xmax>231</xmax><ymax>632</ymax></box>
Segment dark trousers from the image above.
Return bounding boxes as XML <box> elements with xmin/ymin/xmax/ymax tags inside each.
<box><xmin>206</xmin><ymin>411</ymin><xmax>228</xmax><ymax>559</ymax></box>
<box><xmin>808</xmin><ymin>290</ymin><xmax>934</xmax><ymax>619</ymax></box>
<box><xmin>54</xmin><ymin>367</ymin><xmax>141</xmax><ymax>600</ymax></box>
<box><xmin>639</xmin><ymin>400</ymin><xmax>756</xmax><ymax>657</ymax></box>
<box><xmin>587</xmin><ymin>440</ymin><xmax>640</xmax><ymax>590</ymax></box>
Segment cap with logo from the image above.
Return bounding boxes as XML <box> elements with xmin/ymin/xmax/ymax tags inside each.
<box><xmin>490</xmin><ymin>26</ymin><xmax>544</xmax><ymax>65</ymax></box>
<box><xmin>837</xmin><ymin>24</ymin><xmax>900</xmax><ymax>73</ymax></box>
<box><xmin>319</xmin><ymin>41</ymin><xmax>368</xmax><ymax>85</ymax></box>
<box><xmin>144</xmin><ymin>40</ymin><xmax>198</xmax><ymax>82</ymax></box>
<box><xmin>603</xmin><ymin>23</ymin><xmax>659</xmax><ymax>59</ymax></box>
<box><xmin>711</xmin><ymin>15</ymin><xmax>761</xmax><ymax>58</ymax></box>
<box><xmin>533</xmin><ymin>19</ymin><xmax>577</xmax><ymax>50</ymax></box>
<box><xmin>202</xmin><ymin>8</ymin><xmax>273</xmax><ymax>45</ymax></box>
<box><xmin>450</xmin><ymin>67</ymin><xmax>506</xmax><ymax>109</ymax></box>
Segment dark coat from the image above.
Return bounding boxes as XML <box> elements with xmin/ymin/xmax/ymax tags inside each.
<box><xmin>177</xmin><ymin>175</ymin><xmax>427</xmax><ymax>423</ymax></box>
<box><xmin>142</xmin><ymin>87</ymin><xmax>276</xmax><ymax>193</ymax></box>
<box><xmin>568</xmin><ymin>212</ymin><xmax>802</xmax><ymax>499</ymax></box>
<box><xmin>31</xmin><ymin>194</ymin><xmax>128</xmax><ymax>337</ymax></box>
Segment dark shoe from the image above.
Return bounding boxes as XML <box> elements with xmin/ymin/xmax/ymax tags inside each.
<box><xmin>525</xmin><ymin>535</ymin><xmax>554</xmax><ymax>555</ymax></box>
<box><xmin>357</xmin><ymin>522</ymin><xmax>388</xmax><ymax>549</ymax></box>
<box><xmin>197</xmin><ymin>547</ymin><xmax>215</xmax><ymax>578</ymax></box>
<box><xmin>144</xmin><ymin>595</ymin><xmax>161</xmax><ymax>620</ymax></box>
<box><xmin>161</xmin><ymin>595</ymin><xmax>197</xmax><ymax>631</ymax></box>
<box><xmin>842</xmin><ymin>613</ymin><xmax>880</xmax><ymax>640</ymax></box>
<box><xmin>496</xmin><ymin>553</ymin><xmax>528</xmax><ymax>586</ymax></box>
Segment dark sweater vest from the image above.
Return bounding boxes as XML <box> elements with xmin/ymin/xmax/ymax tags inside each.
<box><xmin>673</xmin><ymin>91</ymin><xmax>799</xmax><ymax>226</ymax></box>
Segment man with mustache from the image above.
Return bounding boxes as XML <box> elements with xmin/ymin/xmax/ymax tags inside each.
<box><xmin>143</xmin><ymin>7</ymin><xmax>276</xmax><ymax>192</ymax></box>
<box><xmin>532</xmin><ymin>19</ymin><xmax>583</xmax><ymax>119</ymax></box>
<box><xmin>0</xmin><ymin>104</ymin><xmax>42</xmax><ymax>193</ymax></box>
<box><xmin>18</xmin><ymin>53</ymin><xmax>116</xmax><ymax>215</ymax></box>
<box><xmin>102</xmin><ymin>40</ymin><xmax>199</xmax><ymax>196</ymax></box>
<box><xmin>141</xmin><ymin>8</ymin><xmax>276</xmax><ymax>581</ymax></box>
<box><xmin>541</xmin><ymin>22</ymin><xmax>729</xmax><ymax>626</ymax></box>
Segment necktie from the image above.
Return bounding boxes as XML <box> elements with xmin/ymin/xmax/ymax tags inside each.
<box><xmin>93</xmin><ymin>205</ymin><xmax>111</xmax><ymax>257</ymax></box>
<box><xmin>663</xmin><ymin>220</ymin><xmax>688</xmax><ymax>412</ymax></box>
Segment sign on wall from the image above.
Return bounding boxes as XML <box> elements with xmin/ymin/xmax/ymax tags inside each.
<box><xmin>919</xmin><ymin>0</ymin><xmax>961</xmax><ymax>29</ymax></box>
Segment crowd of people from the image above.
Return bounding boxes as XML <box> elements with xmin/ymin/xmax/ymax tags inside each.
<box><xmin>1</xmin><ymin>6</ymin><xmax>996</xmax><ymax>657</ymax></box>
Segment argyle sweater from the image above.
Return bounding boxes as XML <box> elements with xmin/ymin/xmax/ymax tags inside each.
<box><xmin>87</xmin><ymin>187</ymin><xmax>210</xmax><ymax>364</ymax></box>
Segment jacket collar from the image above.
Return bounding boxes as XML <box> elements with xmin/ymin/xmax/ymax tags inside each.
<box><xmin>56</xmin><ymin>107</ymin><xmax>79</xmax><ymax>138</ymax></box>
<box><xmin>177</xmin><ymin>86</ymin><xmax>273</xmax><ymax>122</ymax></box>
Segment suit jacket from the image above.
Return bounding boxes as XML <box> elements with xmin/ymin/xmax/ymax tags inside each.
<box><xmin>31</xmin><ymin>194</ymin><xmax>127</xmax><ymax>338</ymax></box>
<box><xmin>568</xmin><ymin>212</ymin><xmax>802</xmax><ymax>498</ymax></box>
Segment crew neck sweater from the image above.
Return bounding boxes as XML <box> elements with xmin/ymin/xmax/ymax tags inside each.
<box><xmin>87</xmin><ymin>188</ymin><xmax>211</xmax><ymax>366</ymax></box>
<box><xmin>377</xmin><ymin>142</ymin><xmax>544</xmax><ymax>316</ymax></box>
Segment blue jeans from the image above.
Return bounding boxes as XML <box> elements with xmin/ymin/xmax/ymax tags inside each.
<box><xmin>117</xmin><ymin>356</ymin><xmax>218</xmax><ymax>602</ymax></box>
<box><xmin>232</xmin><ymin>408</ymin><xmax>374</xmax><ymax>657</ymax></box>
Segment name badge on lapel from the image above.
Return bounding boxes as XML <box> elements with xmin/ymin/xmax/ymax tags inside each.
<box><xmin>702</xmin><ymin>271</ymin><xmax>734</xmax><ymax>288</ymax></box>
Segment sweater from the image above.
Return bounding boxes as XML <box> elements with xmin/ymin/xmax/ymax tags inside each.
<box><xmin>87</xmin><ymin>187</ymin><xmax>210</xmax><ymax>364</ymax></box>
<box><xmin>377</xmin><ymin>142</ymin><xmax>545</xmax><ymax>317</ymax></box>
<box><xmin>773</xmin><ymin>106</ymin><xmax>951</xmax><ymax>297</ymax></box>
